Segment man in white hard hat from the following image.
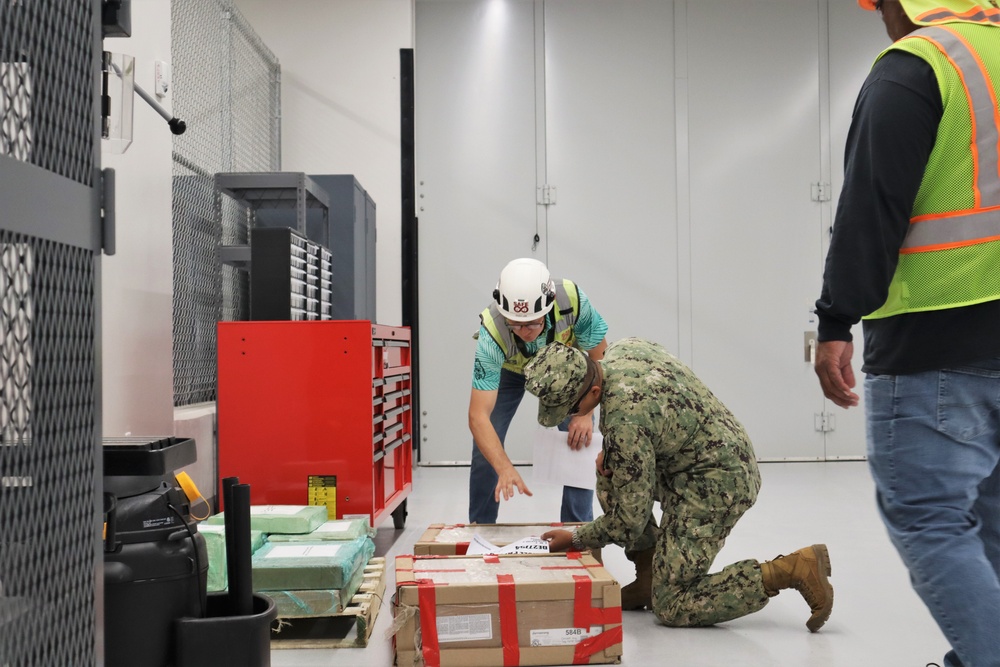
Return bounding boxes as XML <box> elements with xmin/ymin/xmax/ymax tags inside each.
<box><xmin>815</xmin><ymin>2</ymin><xmax>1000</xmax><ymax>665</ymax></box>
<box><xmin>468</xmin><ymin>257</ymin><xmax>608</xmax><ymax>524</ymax></box>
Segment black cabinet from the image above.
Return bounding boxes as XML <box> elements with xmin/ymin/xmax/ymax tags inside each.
<box><xmin>215</xmin><ymin>172</ymin><xmax>375</xmax><ymax>321</ymax></box>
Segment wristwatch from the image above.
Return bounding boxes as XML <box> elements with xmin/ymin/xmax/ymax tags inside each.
<box><xmin>570</xmin><ymin>527</ymin><xmax>584</xmax><ymax>551</ymax></box>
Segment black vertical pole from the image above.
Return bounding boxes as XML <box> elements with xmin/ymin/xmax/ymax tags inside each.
<box><xmin>221</xmin><ymin>476</ymin><xmax>240</xmax><ymax>615</ymax></box>
<box><xmin>400</xmin><ymin>48</ymin><xmax>420</xmax><ymax>461</ymax></box>
<box><xmin>229</xmin><ymin>483</ymin><xmax>254</xmax><ymax>616</ymax></box>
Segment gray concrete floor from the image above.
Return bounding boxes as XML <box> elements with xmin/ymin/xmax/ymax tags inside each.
<box><xmin>271</xmin><ymin>461</ymin><xmax>950</xmax><ymax>666</ymax></box>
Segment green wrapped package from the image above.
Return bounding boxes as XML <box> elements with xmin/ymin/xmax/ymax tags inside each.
<box><xmin>265</xmin><ymin>560</ymin><xmax>370</xmax><ymax>617</ymax></box>
<box><xmin>205</xmin><ymin>505</ymin><xmax>328</xmax><ymax>534</ymax></box>
<box><xmin>198</xmin><ymin>523</ymin><xmax>266</xmax><ymax>592</ymax></box>
<box><xmin>267</xmin><ymin>517</ymin><xmax>373</xmax><ymax>543</ymax></box>
<box><xmin>251</xmin><ymin>536</ymin><xmax>375</xmax><ymax>591</ymax></box>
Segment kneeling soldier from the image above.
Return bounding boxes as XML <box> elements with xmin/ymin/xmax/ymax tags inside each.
<box><xmin>526</xmin><ymin>339</ymin><xmax>833</xmax><ymax>632</ymax></box>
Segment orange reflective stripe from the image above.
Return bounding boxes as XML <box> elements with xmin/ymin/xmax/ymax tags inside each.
<box><xmin>916</xmin><ymin>6</ymin><xmax>1000</xmax><ymax>25</ymax></box>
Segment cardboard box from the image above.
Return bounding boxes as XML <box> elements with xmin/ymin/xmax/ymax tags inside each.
<box><xmin>393</xmin><ymin>553</ymin><xmax>622</xmax><ymax>666</ymax></box>
<box><xmin>415</xmin><ymin>523</ymin><xmax>586</xmax><ymax>556</ymax></box>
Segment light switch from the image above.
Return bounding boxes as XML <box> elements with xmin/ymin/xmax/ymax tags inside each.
<box><xmin>154</xmin><ymin>60</ymin><xmax>170</xmax><ymax>98</ymax></box>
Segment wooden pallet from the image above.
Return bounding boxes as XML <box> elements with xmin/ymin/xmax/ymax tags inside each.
<box><xmin>269</xmin><ymin>556</ymin><xmax>386</xmax><ymax>649</ymax></box>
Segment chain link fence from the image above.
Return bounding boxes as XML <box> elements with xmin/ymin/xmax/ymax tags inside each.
<box><xmin>172</xmin><ymin>0</ymin><xmax>280</xmax><ymax>406</ymax></box>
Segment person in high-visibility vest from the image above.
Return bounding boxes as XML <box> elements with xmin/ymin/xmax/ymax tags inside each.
<box><xmin>526</xmin><ymin>341</ymin><xmax>834</xmax><ymax>631</ymax></box>
<box><xmin>815</xmin><ymin>1</ymin><xmax>1000</xmax><ymax>664</ymax></box>
<box><xmin>468</xmin><ymin>257</ymin><xmax>608</xmax><ymax>524</ymax></box>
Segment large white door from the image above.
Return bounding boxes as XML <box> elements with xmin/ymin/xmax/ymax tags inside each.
<box><xmin>684</xmin><ymin>1</ymin><xmax>829</xmax><ymax>460</ymax></box>
<box><xmin>824</xmin><ymin>0</ymin><xmax>893</xmax><ymax>458</ymax></box>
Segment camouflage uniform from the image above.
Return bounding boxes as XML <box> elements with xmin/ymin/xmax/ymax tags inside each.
<box><xmin>572</xmin><ymin>338</ymin><xmax>769</xmax><ymax>626</ymax></box>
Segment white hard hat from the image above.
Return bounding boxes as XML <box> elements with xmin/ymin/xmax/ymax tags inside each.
<box><xmin>493</xmin><ymin>258</ymin><xmax>556</xmax><ymax>321</ymax></box>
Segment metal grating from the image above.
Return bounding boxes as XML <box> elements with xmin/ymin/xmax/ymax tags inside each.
<box><xmin>0</xmin><ymin>0</ymin><xmax>94</xmax><ymax>186</ymax></box>
<box><xmin>171</xmin><ymin>0</ymin><xmax>280</xmax><ymax>406</ymax></box>
<box><xmin>1</xmin><ymin>0</ymin><xmax>98</xmax><ymax>664</ymax></box>
<box><xmin>0</xmin><ymin>232</ymin><xmax>97</xmax><ymax>665</ymax></box>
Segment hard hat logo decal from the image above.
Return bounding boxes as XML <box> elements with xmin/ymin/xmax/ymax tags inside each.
<box><xmin>494</xmin><ymin>257</ymin><xmax>556</xmax><ymax>321</ymax></box>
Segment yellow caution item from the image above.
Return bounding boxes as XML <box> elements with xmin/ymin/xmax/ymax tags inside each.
<box><xmin>175</xmin><ymin>471</ymin><xmax>211</xmax><ymax>521</ymax></box>
<box><xmin>307</xmin><ymin>474</ymin><xmax>338</xmax><ymax>520</ymax></box>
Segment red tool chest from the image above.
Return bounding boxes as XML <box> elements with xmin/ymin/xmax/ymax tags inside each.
<box><xmin>216</xmin><ymin>320</ymin><xmax>412</xmax><ymax>528</ymax></box>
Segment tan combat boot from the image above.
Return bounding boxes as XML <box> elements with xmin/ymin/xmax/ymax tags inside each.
<box><xmin>760</xmin><ymin>544</ymin><xmax>833</xmax><ymax>632</ymax></box>
<box><xmin>620</xmin><ymin>547</ymin><xmax>654</xmax><ymax>610</ymax></box>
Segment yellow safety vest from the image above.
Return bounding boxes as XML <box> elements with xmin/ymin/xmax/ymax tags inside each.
<box><xmin>480</xmin><ymin>279</ymin><xmax>581</xmax><ymax>372</ymax></box>
<box><xmin>866</xmin><ymin>22</ymin><xmax>1000</xmax><ymax>319</ymax></box>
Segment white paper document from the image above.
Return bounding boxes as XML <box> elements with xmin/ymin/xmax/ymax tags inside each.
<box><xmin>531</xmin><ymin>426</ymin><xmax>601</xmax><ymax>490</ymax></box>
<box><xmin>464</xmin><ymin>534</ymin><xmax>551</xmax><ymax>555</ymax></box>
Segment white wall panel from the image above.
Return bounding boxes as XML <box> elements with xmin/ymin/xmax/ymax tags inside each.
<box><xmin>415</xmin><ymin>1</ymin><xmax>542</xmax><ymax>463</ymax></box>
<box><xmin>101</xmin><ymin>3</ymin><xmax>175</xmax><ymax>436</ymax></box>
<box><xmin>544</xmin><ymin>0</ymin><xmax>678</xmax><ymax>350</ymax></box>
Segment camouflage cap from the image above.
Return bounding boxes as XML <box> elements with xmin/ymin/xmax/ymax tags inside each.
<box><xmin>523</xmin><ymin>343</ymin><xmax>593</xmax><ymax>428</ymax></box>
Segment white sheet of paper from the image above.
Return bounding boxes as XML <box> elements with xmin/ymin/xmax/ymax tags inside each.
<box><xmin>464</xmin><ymin>534</ymin><xmax>501</xmax><ymax>555</ymax></box>
<box><xmin>532</xmin><ymin>426</ymin><xmax>601</xmax><ymax>491</ymax></box>
<box><xmin>465</xmin><ymin>534</ymin><xmax>551</xmax><ymax>555</ymax></box>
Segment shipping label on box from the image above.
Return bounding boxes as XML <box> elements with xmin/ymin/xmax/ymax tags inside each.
<box><xmin>393</xmin><ymin>553</ymin><xmax>622</xmax><ymax>667</ymax></box>
<box><xmin>414</xmin><ymin>523</ymin><xmax>587</xmax><ymax>556</ymax></box>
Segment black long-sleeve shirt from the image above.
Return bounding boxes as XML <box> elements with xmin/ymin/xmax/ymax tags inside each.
<box><xmin>816</xmin><ymin>50</ymin><xmax>1000</xmax><ymax>375</ymax></box>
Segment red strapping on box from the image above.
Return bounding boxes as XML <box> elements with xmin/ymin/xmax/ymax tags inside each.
<box><xmin>483</xmin><ymin>554</ymin><xmax>500</xmax><ymax>564</ymax></box>
<box><xmin>399</xmin><ymin>578</ymin><xmax>448</xmax><ymax>589</ymax></box>
<box><xmin>567</xmin><ymin>551</ymin><xmax>583</xmax><ymax>560</ymax></box>
<box><xmin>457</xmin><ymin>542</ymin><xmax>470</xmax><ymax>555</ymax></box>
<box><xmin>573</xmin><ymin>575</ymin><xmax>623</xmax><ymax>627</ymax></box>
<box><xmin>496</xmin><ymin>573</ymin><xmax>520</xmax><ymax>667</ymax></box>
<box><xmin>418</xmin><ymin>580</ymin><xmax>441</xmax><ymax>667</ymax></box>
<box><xmin>416</xmin><ymin>568</ymin><xmax>468</xmax><ymax>573</ymax></box>
<box><xmin>572</xmin><ymin>624</ymin><xmax>623</xmax><ymax>664</ymax></box>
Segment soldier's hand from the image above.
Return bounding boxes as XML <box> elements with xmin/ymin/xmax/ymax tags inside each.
<box><xmin>493</xmin><ymin>466</ymin><xmax>533</xmax><ymax>502</ymax></box>
<box><xmin>596</xmin><ymin>451</ymin><xmax>612</xmax><ymax>477</ymax></box>
<box><xmin>566</xmin><ymin>414</ymin><xmax>593</xmax><ymax>451</ymax></box>
<box><xmin>541</xmin><ymin>529</ymin><xmax>573</xmax><ymax>552</ymax></box>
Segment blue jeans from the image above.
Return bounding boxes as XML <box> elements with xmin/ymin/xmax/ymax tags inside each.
<box><xmin>866</xmin><ymin>360</ymin><xmax>1000</xmax><ymax>667</ymax></box>
<box><xmin>469</xmin><ymin>369</ymin><xmax>594</xmax><ymax>524</ymax></box>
